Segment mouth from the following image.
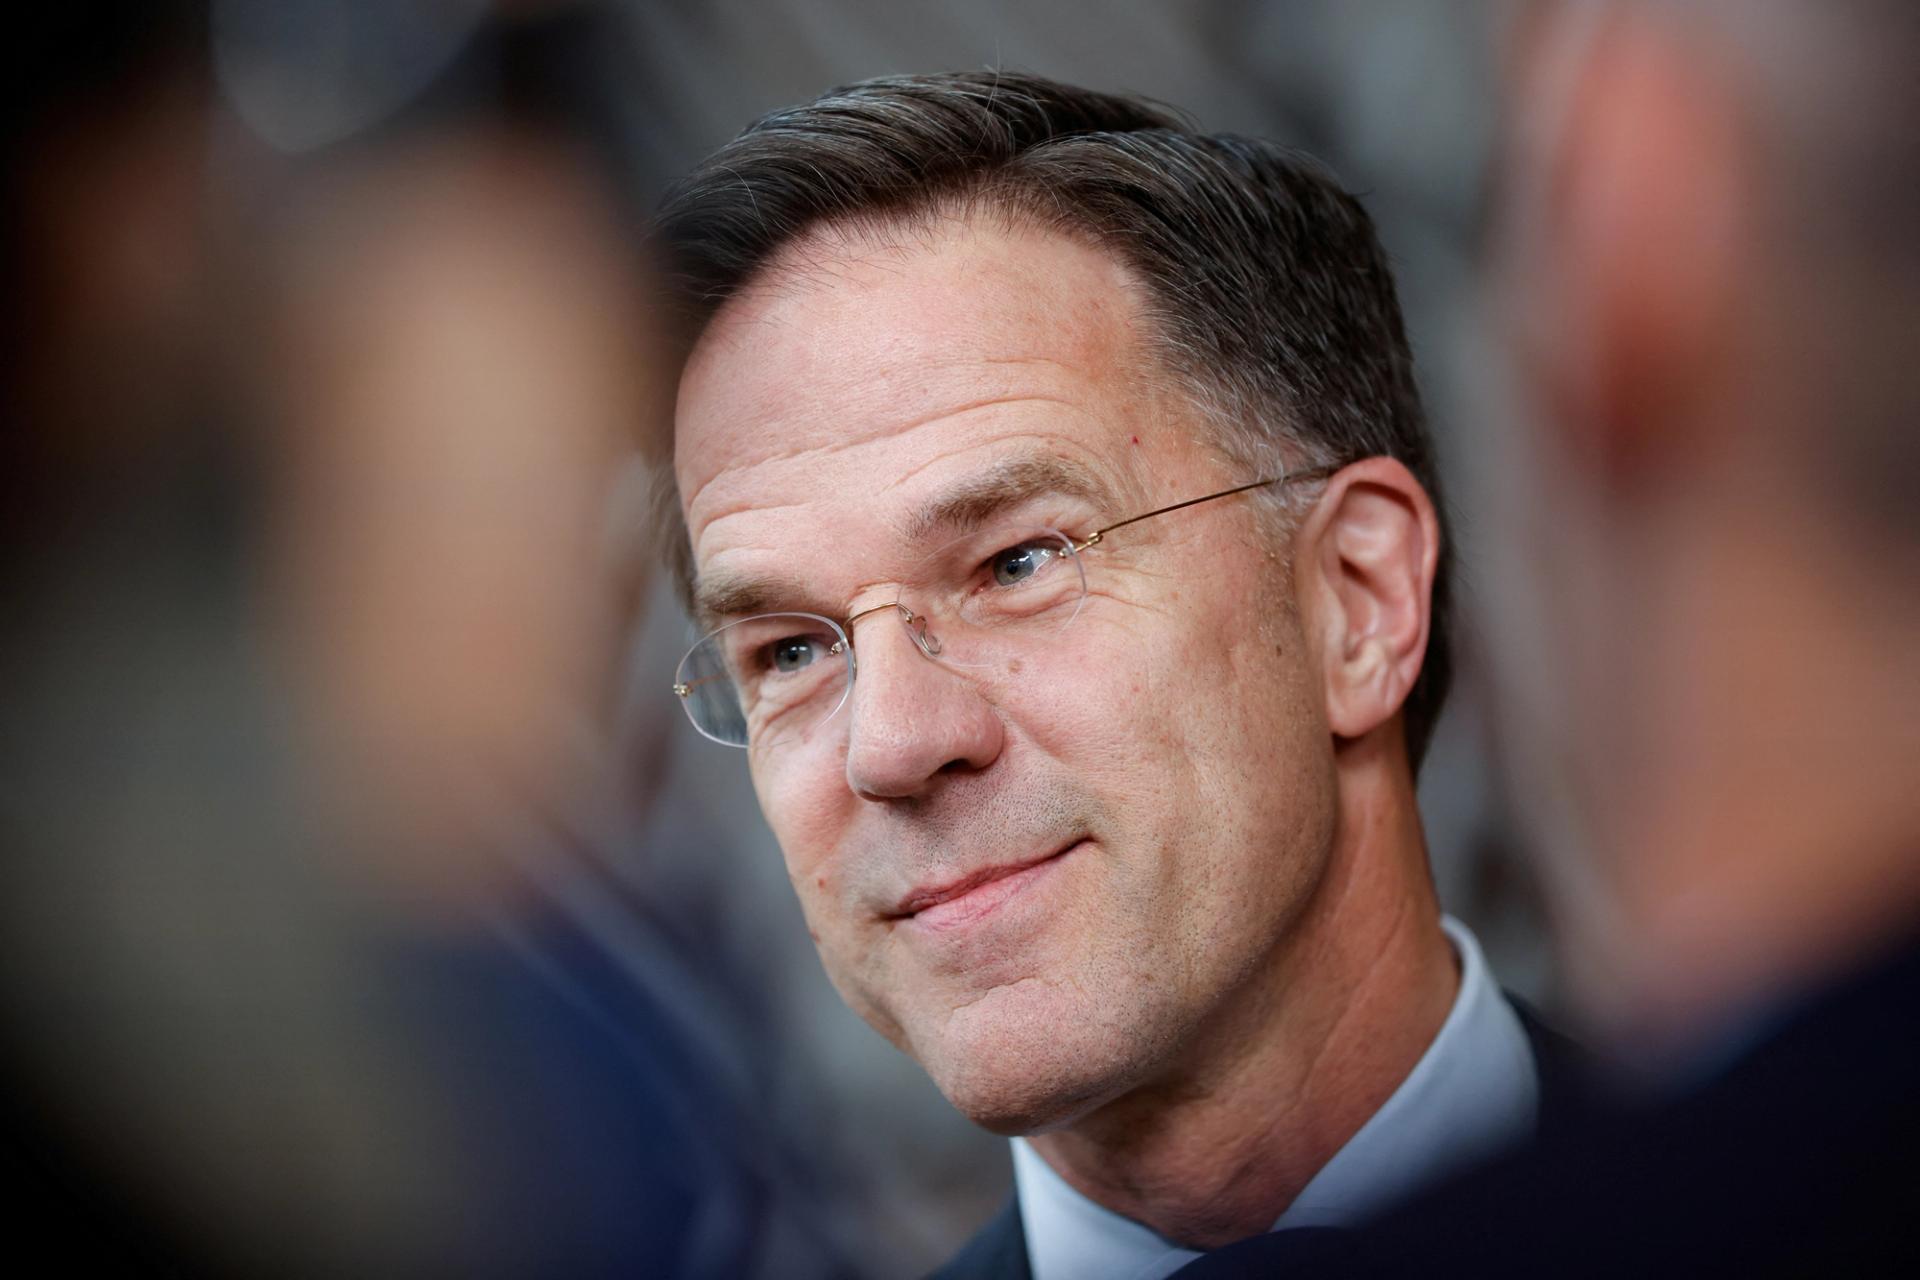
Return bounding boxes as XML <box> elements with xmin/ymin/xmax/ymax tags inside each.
<box><xmin>889</xmin><ymin>839</ymin><xmax>1084</xmax><ymax>930</ymax></box>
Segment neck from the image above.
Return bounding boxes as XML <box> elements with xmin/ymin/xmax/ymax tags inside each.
<box><xmin>1026</xmin><ymin>733</ymin><xmax>1456</xmax><ymax>1248</ymax></box>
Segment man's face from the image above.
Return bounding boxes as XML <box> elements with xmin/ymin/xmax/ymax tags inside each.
<box><xmin>676</xmin><ymin>218</ymin><xmax>1338</xmax><ymax>1132</ymax></box>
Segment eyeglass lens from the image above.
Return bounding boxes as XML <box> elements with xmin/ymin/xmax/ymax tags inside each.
<box><xmin>675</xmin><ymin>526</ymin><xmax>1085</xmax><ymax>748</ymax></box>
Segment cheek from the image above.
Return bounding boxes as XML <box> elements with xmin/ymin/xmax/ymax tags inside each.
<box><xmin>1014</xmin><ymin>605</ymin><xmax>1192</xmax><ymax>764</ymax></box>
<box><xmin>1034</xmin><ymin>579</ymin><xmax>1311</xmax><ymax>778</ymax></box>
<box><xmin>750</xmin><ymin>753</ymin><xmax>851</xmax><ymax>914</ymax></box>
<box><xmin>1205</xmin><ymin>595</ymin><xmax>1331</xmax><ymax>817</ymax></box>
<box><xmin>752</xmin><ymin>759</ymin><xmax>910</xmax><ymax>1043</ymax></box>
<box><xmin>750</xmin><ymin>756</ymin><xmax>913</xmax><ymax>1036</ymax></box>
<box><xmin>1078</xmin><ymin>585</ymin><xmax>1330</xmax><ymax>909</ymax></box>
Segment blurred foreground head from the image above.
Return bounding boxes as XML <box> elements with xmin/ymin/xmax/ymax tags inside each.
<box><xmin>266</xmin><ymin>129</ymin><xmax>660</xmax><ymax>914</ymax></box>
<box><xmin>1</xmin><ymin>3</ymin><xmax>696</xmax><ymax>1272</ymax></box>
<box><xmin>1490</xmin><ymin>0</ymin><xmax>1920</xmax><ymax>1040</ymax></box>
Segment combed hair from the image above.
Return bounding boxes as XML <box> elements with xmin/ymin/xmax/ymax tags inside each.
<box><xmin>655</xmin><ymin>71</ymin><xmax>1454</xmax><ymax>769</ymax></box>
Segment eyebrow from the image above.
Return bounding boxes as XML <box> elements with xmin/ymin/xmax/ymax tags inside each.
<box><xmin>898</xmin><ymin>453</ymin><xmax>1111</xmax><ymax>546</ymax></box>
<box><xmin>689</xmin><ymin>453</ymin><xmax>1113</xmax><ymax>626</ymax></box>
<box><xmin>690</xmin><ymin>570</ymin><xmax>817</xmax><ymax>629</ymax></box>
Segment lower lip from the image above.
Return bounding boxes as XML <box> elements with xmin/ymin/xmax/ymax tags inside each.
<box><xmin>906</xmin><ymin>842</ymin><xmax>1081</xmax><ymax>933</ymax></box>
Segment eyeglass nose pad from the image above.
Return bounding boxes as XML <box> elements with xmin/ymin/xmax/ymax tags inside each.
<box><xmin>898</xmin><ymin>605</ymin><xmax>944</xmax><ymax>658</ymax></box>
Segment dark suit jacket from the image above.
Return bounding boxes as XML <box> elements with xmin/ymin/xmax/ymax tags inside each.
<box><xmin>930</xmin><ymin>994</ymin><xmax>1589</xmax><ymax>1280</ymax></box>
<box><xmin>1174</xmin><ymin>934</ymin><xmax>1920</xmax><ymax>1279</ymax></box>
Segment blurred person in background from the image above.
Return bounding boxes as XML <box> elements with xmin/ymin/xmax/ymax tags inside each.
<box><xmin>3</xmin><ymin>2</ymin><xmax>851</xmax><ymax>1274</ymax></box>
<box><xmin>656</xmin><ymin>72</ymin><xmax>1588</xmax><ymax>1280</ymax></box>
<box><xmin>1180</xmin><ymin>1</ymin><xmax>1920</xmax><ymax>1275</ymax></box>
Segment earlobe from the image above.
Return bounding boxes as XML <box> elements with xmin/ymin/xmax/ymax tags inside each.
<box><xmin>1307</xmin><ymin>459</ymin><xmax>1439</xmax><ymax>742</ymax></box>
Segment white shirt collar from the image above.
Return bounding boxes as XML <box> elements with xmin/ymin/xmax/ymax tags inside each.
<box><xmin>1012</xmin><ymin>916</ymin><xmax>1539</xmax><ymax>1280</ymax></box>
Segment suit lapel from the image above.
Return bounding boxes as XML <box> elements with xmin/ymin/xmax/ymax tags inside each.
<box><xmin>1506</xmin><ymin>992</ymin><xmax>1597</xmax><ymax>1139</ymax></box>
<box><xmin>928</xmin><ymin>1195</ymin><xmax>1030</xmax><ymax>1280</ymax></box>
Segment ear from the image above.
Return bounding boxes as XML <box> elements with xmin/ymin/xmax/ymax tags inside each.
<box><xmin>1505</xmin><ymin>6</ymin><xmax>1748</xmax><ymax>482</ymax></box>
<box><xmin>1300</xmin><ymin>458</ymin><xmax>1439</xmax><ymax>743</ymax></box>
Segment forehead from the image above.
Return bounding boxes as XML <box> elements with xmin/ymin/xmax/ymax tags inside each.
<box><xmin>675</xmin><ymin>216</ymin><xmax>1169</xmax><ymax>588</ymax></box>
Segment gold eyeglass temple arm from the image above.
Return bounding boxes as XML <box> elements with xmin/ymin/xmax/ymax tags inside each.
<box><xmin>1069</xmin><ymin>466</ymin><xmax>1336</xmax><ymax>553</ymax></box>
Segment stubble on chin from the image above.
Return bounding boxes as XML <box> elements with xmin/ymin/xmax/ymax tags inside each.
<box><xmin>906</xmin><ymin>955</ymin><xmax>1198</xmax><ymax>1136</ymax></box>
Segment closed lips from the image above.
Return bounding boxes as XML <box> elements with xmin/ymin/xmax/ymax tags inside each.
<box><xmin>891</xmin><ymin>842</ymin><xmax>1079</xmax><ymax>918</ymax></box>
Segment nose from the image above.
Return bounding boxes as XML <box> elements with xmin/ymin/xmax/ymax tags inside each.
<box><xmin>844</xmin><ymin>606</ymin><xmax>1004</xmax><ymax>801</ymax></box>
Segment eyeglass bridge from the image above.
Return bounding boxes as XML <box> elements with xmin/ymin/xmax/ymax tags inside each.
<box><xmin>842</xmin><ymin>601</ymin><xmax>945</xmax><ymax>658</ymax></box>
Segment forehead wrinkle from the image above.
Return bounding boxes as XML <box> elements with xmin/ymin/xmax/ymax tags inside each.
<box><xmin>681</xmin><ymin>393</ymin><xmax>1087</xmax><ymax>543</ymax></box>
<box><xmin>896</xmin><ymin>452</ymin><xmax>1114</xmax><ymax>546</ymax></box>
<box><xmin>687</xmin><ymin>431</ymin><xmax>1120</xmax><ymax>638</ymax></box>
<box><xmin>677</xmin><ymin>222</ymin><xmax>1148</xmax><ymax>502</ymax></box>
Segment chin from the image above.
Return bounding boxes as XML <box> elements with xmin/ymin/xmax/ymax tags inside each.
<box><xmin>939</xmin><ymin>1065</ymin><xmax>1102</xmax><ymax>1136</ymax></box>
<box><xmin>912</xmin><ymin>987</ymin><xmax>1158</xmax><ymax>1136</ymax></box>
<box><xmin>938</xmin><ymin>1065</ymin><xmax>1115</xmax><ymax>1137</ymax></box>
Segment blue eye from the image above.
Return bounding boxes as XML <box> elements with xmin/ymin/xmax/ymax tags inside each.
<box><xmin>990</xmin><ymin>541</ymin><xmax>1056</xmax><ymax>587</ymax></box>
<box><xmin>769</xmin><ymin>636</ymin><xmax>821</xmax><ymax>673</ymax></box>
